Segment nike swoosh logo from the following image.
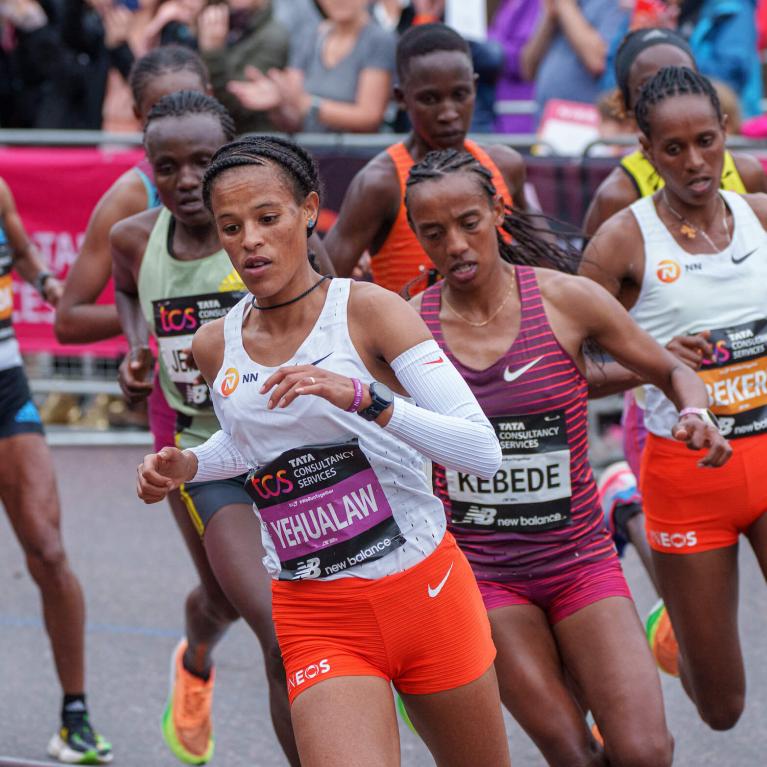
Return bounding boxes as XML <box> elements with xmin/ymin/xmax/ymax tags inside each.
<box><xmin>423</xmin><ymin>357</ymin><xmax>445</xmax><ymax>365</ymax></box>
<box><xmin>504</xmin><ymin>356</ymin><xmax>543</xmax><ymax>383</ymax></box>
<box><xmin>310</xmin><ymin>352</ymin><xmax>333</xmax><ymax>366</ymax></box>
<box><xmin>427</xmin><ymin>562</ymin><xmax>454</xmax><ymax>598</ymax></box>
<box><xmin>732</xmin><ymin>249</ymin><xmax>758</xmax><ymax>265</ymax></box>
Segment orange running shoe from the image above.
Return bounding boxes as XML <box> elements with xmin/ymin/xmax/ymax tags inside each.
<box><xmin>162</xmin><ymin>639</ymin><xmax>215</xmax><ymax>764</ymax></box>
<box><xmin>646</xmin><ymin>600</ymin><xmax>680</xmax><ymax>677</ymax></box>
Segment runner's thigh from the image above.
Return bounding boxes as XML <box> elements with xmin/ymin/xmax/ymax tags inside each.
<box><xmin>554</xmin><ymin>596</ymin><xmax>672</xmax><ymax>765</ymax></box>
<box><xmin>291</xmin><ymin>676</ymin><xmax>400</xmax><ymax>767</ymax></box>
<box><xmin>489</xmin><ymin>604</ymin><xmax>600</xmax><ymax>766</ymax></box>
<box><xmin>399</xmin><ymin>666</ymin><xmax>511</xmax><ymax>767</ymax></box>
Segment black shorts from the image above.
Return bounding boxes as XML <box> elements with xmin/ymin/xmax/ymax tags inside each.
<box><xmin>179</xmin><ymin>474</ymin><xmax>252</xmax><ymax>537</ymax></box>
<box><xmin>0</xmin><ymin>366</ymin><xmax>44</xmax><ymax>439</ymax></box>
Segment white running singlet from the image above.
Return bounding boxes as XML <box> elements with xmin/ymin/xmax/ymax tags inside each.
<box><xmin>210</xmin><ymin>278</ymin><xmax>447</xmax><ymax>581</ymax></box>
<box><xmin>630</xmin><ymin>191</ymin><xmax>767</xmax><ymax>439</ymax></box>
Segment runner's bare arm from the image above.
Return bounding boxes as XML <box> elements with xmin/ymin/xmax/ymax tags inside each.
<box><xmin>580</xmin><ymin>209</ymin><xmax>643</xmax><ymax>299</ymax></box>
<box><xmin>486</xmin><ymin>144</ymin><xmax>529</xmax><ymax>211</ymax></box>
<box><xmin>733</xmin><ymin>152</ymin><xmax>767</xmax><ymax>194</ymax></box>
<box><xmin>323</xmin><ymin>157</ymin><xmax>400</xmax><ymax>277</ymax></box>
<box><xmin>582</xmin><ymin>168</ymin><xmax>638</xmax><ymax>237</ymax></box>
<box><xmin>0</xmin><ymin>177</ymin><xmax>63</xmax><ymax>306</ymax></box>
<box><xmin>565</xmin><ymin>278</ymin><xmax>730</xmax><ymax>465</ymax></box>
<box><xmin>741</xmin><ymin>191</ymin><xmax>767</xmax><ymax>228</ymax></box>
<box><xmin>55</xmin><ymin>171</ymin><xmax>148</xmax><ymax>343</ymax></box>
<box><xmin>111</xmin><ymin>213</ymin><xmax>155</xmax><ymax>402</ymax></box>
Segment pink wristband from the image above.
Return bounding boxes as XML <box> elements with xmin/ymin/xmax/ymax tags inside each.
<box><xmin>346</xmin><ymin>377</ymin><xmax>363</xmax><ymax>413</ymax></box>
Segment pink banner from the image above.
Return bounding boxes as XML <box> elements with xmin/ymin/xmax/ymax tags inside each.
<box><xmin>0</xmin><ymin>146</ymin><xmax>145</xmax><ymax>357</ymax></box>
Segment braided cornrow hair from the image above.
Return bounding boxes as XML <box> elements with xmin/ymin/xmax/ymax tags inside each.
<box><xmin>634</xmin><ymin>66</ymin><xmax>722</xmax><ymax>137</ymax></box>
<box><xmin>145</xmin><ymin>91</ymin><xmax>236</xmax><ymax>147</ymax></box>
<box><xmin>202</xmin><ymin>136</ymin><xmax>323</xmax><ymax>269</ymax></box>
<box><xmin>202</xmin><ymin>136</ymin><xmax>321</xmax><ymax>229</ymax></box>
<box><xmin>404</xmin><ymin>149</ymin><xmax>582</xmax><ymax>277</ymax></box>
<box><xmin>129</xmin><ymin>45</ymin><xmax>210</xmax><ymax>106</ymax></box>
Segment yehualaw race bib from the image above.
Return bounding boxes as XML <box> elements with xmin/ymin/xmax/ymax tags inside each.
<box><xmin>446</xmin><ymin>412</ymin><xmax>572</xmax><ymax>532</ymax></box>
<box><xmin>698</xmin><ymin>319</ymin><xmax>767</xmax><ymax>438</ymax></box>
<box><xmin>153</xmin><ymin>291</ymin><xmax>244</xmax><ymax>409</ymax></box>
<box><xmin>245</xmin><ymin>439</ymin><xmax>404</xmax><ymax>580</ymax></box>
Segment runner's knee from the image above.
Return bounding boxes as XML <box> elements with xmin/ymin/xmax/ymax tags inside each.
<box><xmin>607</xmin><ymin>730</ymin><xmax>673</xmax><ymax>767</ymax></box>
<box><xmin>189</xmin><ymin>583</ymin><xmax>239</xmax><ymax>627</ymax></box>
<box><xmin>22</xmin><ymin>525</ymin><xmax>67</xmax><ymax>580</ymax></box>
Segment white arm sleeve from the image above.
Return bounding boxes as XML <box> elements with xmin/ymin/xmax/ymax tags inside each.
<box><xmin>187</xmin><ymin>429</ymin><xmax>251</xmax><ymax>482</ymax></box>
<box><xmin>383</xmin><ymin>340</ymin><xmax>501</xmax><ymax>479</ymax></box>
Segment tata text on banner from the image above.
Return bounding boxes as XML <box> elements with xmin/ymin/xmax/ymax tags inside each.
<box><xmin>0</xmin><ymin>146</ymin><xmax>144</xmax><ymax>357</ymax></box>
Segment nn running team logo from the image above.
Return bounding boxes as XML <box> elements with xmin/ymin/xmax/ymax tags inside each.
<box><xmin>220</xmin><ymin>367</ymin><xmax>240</xmax><ymax>397</ymax></box>
<box><xmin>656</xmin><ymin>259</ymin><xmax>681</xmax><ymax>283</ymax></box>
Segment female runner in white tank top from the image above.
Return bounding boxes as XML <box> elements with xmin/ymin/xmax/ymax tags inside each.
<box><xmin>583</xmin><ymin>66</ymin><xmax>767</xmax><ymax>733</ymax></box>
<box><xmin>136</xmin><ymin>136</ymin><xmax>512</xmax><ymax>767</ymax></box>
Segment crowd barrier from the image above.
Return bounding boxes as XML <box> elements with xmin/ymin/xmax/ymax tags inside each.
<box><xmin>1</xmin><ymin>131</ymin><xmax>765</xmax><ymax>359</ymax></box>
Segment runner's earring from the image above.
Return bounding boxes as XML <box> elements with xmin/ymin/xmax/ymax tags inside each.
<box><xmin>306</xmin><ymin>217</ymin><xmax>316</xmax><ymax>236</ymax></box>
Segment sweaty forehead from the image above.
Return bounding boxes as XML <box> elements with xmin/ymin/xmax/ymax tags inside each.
<box><xmin>146</xmin><ymin>113</ymin><xmax>224</xmax><ymax>154</ymax></box>
<box><xmin>403</xmin><ymin>50</ymin><xmax>474</xmax><ymax>91</ymax></box>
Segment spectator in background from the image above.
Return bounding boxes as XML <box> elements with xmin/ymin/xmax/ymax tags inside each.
<box><xmin>228</xmin><ymin>0</ymin><xmax>395</xmax><ymax>132</ymax></box>
<box><xmin>523</xmin><ymin>0</ymin><xmax>628</xmax><ymax>125</ymax></box>
<box><xmin>7</xmin><ymin>0</ymin><xmax>136</xmax><ymax>128</ymax></box>
<box><xmin>141</xmin><ymin>0</ymin><xmax>205</xmax><ymax>49</ymax></box>
<box><xmin>679</xmin><ymin>0</ymin><xmax>762</xmax><ymax>118</ymax></box>
<box><xmin>198</xmin><ymin>1</ymin><xmax>288</xmax><ymax>133</ymax></box>
<box><xmin>488</xmin><ymin>0</ymin><xmax>541</xmax><ymax>133</ymax></box>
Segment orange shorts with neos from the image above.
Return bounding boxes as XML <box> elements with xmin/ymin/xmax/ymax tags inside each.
<box><xmin>641</xmin><ymin>432</ymin><xmax>767</xmax><ymax>554</ymax></box>
<box><xmin>271</xmin><ymin>532</ymin><xmax>496</xmax><ymax>704</ymax></box>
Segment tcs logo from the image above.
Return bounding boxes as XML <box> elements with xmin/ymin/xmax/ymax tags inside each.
<box><xmin>657</xmin><ymin>260</ymin><xmax>681</xmax><ymax>284</ymax></box>
<box><xmin>220</xmin><ymin>367</ymin><xmax>239</xmax><ymax>397</ymax></box>
<box><xmin>159</xmin><ymin>306</ymin><xmax>198</xmax><ymax>333</ymax></box>
<box><xmin>250</xmin><ymin>469</ymin><xmax>294</xmax><ymax>498</ymax></box>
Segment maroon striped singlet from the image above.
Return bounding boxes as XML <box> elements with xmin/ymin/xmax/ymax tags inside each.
<box><xmin>421</xmin><ymin>266</ymin><xmax>614</xmax><ymax>581</ymax></box>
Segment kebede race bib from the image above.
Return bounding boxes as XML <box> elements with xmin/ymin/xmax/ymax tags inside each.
<box><xmin>245</xmin><ymin>439</ymin><xmax>404</xmax><ymax>580</ymax></box>
<box><xmin>153</xmin><ymin>291</ymin><xmax>244</xmax><ymax>409</ymax></box>
<box><xmin>698</xmin><ymin>318</ymin><xmax>767</xmax><ymax>438</ymax></box>
<box><xmin>446</xmin><ymin>412</ymin><xmax>572</xmax><ymax>532</ymax></box>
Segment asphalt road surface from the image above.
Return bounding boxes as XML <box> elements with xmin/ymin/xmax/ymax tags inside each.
<box><xmin>1</xmin><ymin>446</ymin><xmax>766</xmax><ymax>766</ymax></box>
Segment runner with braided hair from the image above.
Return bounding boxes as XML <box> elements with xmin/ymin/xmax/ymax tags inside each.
<box><xmin>137</xmin><ymin>134</ymin><xmax>513</xmax><ymax>767</ymax></box>
<box><xmin>111</xmin><ymin>93</ymin><xmax>299</xmax><ymax>766</ymax></box>
<box><xmin>583</xmin><ymin>65</ymin><xmax>767</xmax><ymax>731</ymax></box>
<box><xmin>405</xmin><ymin>147</ymin><xmax>730</xmax><ymax>766</ymax></box>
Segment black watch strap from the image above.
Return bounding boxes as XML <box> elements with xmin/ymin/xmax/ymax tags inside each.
<box><xmin>357</xmin><ymin>381</ymin><xmax>394</xmax><ymax>422</ymax></box>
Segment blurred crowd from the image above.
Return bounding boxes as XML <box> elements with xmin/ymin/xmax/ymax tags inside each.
<box><xmin>0</xmin><ymin>0</ymin><xmax>765</xmax><ymax>136</ymax></box>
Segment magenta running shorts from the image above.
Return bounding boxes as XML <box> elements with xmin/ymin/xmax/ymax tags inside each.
<box><xmin>147</xmin><ymin>372</ymin><xmax>176</xmax><ymax>452</ymax></box>
<box><xmin>478</xmin><ymin>554</ymin><xmax>632</xmax><ymax>625</ymax></box>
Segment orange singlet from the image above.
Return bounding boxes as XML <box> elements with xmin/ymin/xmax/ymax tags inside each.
<box><xmin>372</xmin><ymin>139</ymin><xmax>513</xmax><ymax>295</ymax></box>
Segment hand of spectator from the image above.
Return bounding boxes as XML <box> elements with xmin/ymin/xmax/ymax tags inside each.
<box><xmin>100</xmin><ymin>4</ymin><xmax>133</xmax><ymax>49</ymax></box>
<box><xmin>0</xmin><ymin>0</ymin><xmax>47</xmax><ymax>31</ymax></box>
<box><xmin>227</xmin><ymin>66</ymin><xmax>284</xmax><ymax>112</ymax></box>
<box><xmin>198</xmin><ymin>3</ymin><xmax>229</xmax><ymax>51</ymax></box>
<box><xmin>143</xmin><ymin>0</ymin><xmax>201</xmax><ymax>44</ymax></box>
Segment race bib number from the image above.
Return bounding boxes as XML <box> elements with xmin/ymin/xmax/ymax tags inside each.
<box><xmin>446</xmin><ymin>412</ymin><xmax>572</xmax><ymax>532</ymax></box>
<box><xmin>153</xmin><ymin>291</ymin><xmax>243</xmax><ymax>409</ymax></box>
<box><xmin>698</xmin><ymin>319</ymin><xmax>767</xmax><ymax>438</ymax></box>
<box><xmin>246</xmin><ymin>440</ymin><xmax>404</xmax><ymax>580</ymax></box>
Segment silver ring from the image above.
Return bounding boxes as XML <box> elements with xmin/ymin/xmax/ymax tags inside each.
<box><xmin>309</xmin><ymin>376</ymin><xmax>316</xmax><ymax>385</ymax></box>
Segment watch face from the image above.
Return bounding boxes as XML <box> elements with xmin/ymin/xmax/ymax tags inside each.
<box><xmin>370</xmin><ymin>382</ymin><xmax>394</xmax><ymax>404</ymax></box>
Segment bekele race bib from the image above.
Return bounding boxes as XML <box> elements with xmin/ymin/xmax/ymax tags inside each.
<box><xmin>153</xmin><ymin>291</ymin><xmax>244</xmax><ymax>409</ymax></box>
<box><xmin>246</xmin><ymin>439</ymin><xmax>404</xmax><ymax>580</ymax></box>
<box><xmin>446</xmin><ymin>412</ymin><xmax>572</xmax><ymax>532</ymax></box>
<box><xmin>698</xmin><ymin>319</ymin><xmax>767</xmax><ymax>438</ymax></box>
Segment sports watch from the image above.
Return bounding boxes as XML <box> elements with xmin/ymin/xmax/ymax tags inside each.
<box><xmin>679</xmin><ymin>407</ymin><xmax>720</xmax><ymax>431</ymax></box>
<box><xmin>357</xmin><ymin>381</ymin><xmax>394</xmax><ymax>422</ymax></box>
